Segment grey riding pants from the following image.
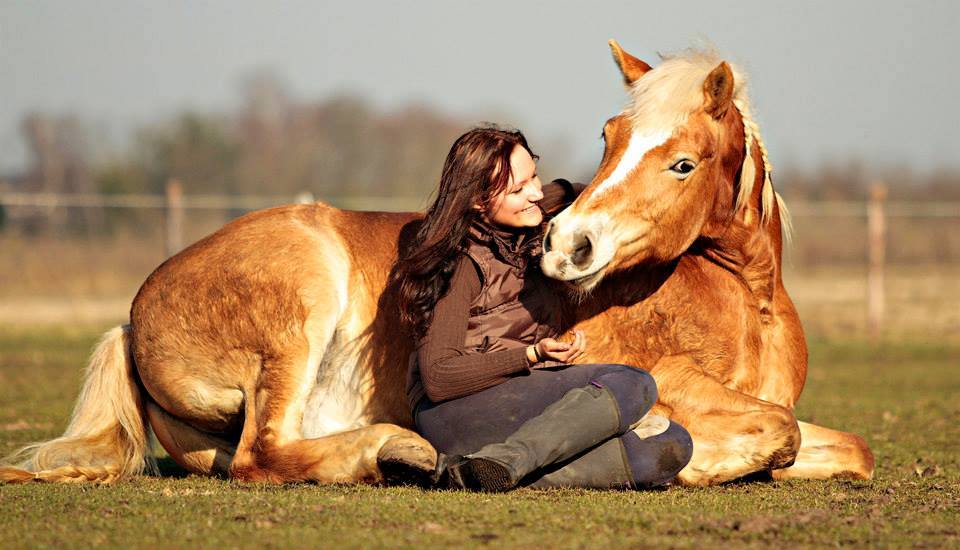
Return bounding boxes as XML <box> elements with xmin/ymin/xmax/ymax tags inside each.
<box><xmin>414</xmin><ymin>363</ymin><xmax>693</xmax><ymax>489</ymax></box>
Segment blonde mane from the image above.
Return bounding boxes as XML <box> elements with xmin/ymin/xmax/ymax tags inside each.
<box><xmin>624</xmin><ymin>49</ymin><xmax>792</xmax><ymax>245</ymax></box>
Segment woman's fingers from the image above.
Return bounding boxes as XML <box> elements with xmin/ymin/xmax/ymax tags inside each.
<box><xmin>542</xmin><ymin>338</ymin><xmax>568</xmax><ymax>351</ymax></box>
<box><xmin>538</xmin><ymin>333</ymin><xmax>595</xmax><ymax>362</ymax></box>
<box><xmin>536</xmin><ymin>338</ymin><xmax>569</xmax><ymax>361</ymax></box>
<box><xmin>568</xmin><ymin>331</ymin><xmax>584</xmax><ymax>354</ymax></box>
<box><xmin>557</xmin><ymin>331</ymin><xmax>586</xmax><ymax>364</ymax></box>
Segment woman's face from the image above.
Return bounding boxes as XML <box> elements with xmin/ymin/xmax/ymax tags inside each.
<box><xmin>486</xmin><ymin>145</ymin><xmax>544</xmax><ymax>229</ymax></box>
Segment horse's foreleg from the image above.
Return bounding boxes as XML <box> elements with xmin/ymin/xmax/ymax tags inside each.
<box><xmin>650</xmin><ymin>354</ymin><xmax>801</xmax><ymax>486</ymax></box>
<box><xmin>231</xmin><ymin>418</ymin><xmax>435</xmax><ymax>485</ymax></box>
<box><xmin>226</xmin><ymin>342</ymin><xmax>435</xmax><ymax>485</ymax></box>
<box><xmin>770</xmin><ymin>421</ymin><xmax>874</xmax><ymax>480</ymax></box>
<box><xmin>245</xmin><ymin>423</ymin><xmax>436</xmax><ymax>484</ymax></box>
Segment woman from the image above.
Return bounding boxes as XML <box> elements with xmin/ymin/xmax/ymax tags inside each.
<box><xmin>394</xmin><ymin>126</ymin><xmax>692</xmax><ymax>491</ymax></box>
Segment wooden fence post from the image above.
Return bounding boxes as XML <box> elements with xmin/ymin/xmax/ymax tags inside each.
<box><xmin>867</xmin><ymin>182</ymin><xmax>887</xmax><ymax>340</ymax></box>
<box><xmin>165</xmin><ymin>179</ymin><xmax>184</xmax><ymax>258</ymax></box>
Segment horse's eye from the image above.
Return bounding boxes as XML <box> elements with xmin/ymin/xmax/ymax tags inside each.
<box><xmin>670</xmin><ymin>159</ymin><xmax>697</xmax><ymax>178</ymax></box>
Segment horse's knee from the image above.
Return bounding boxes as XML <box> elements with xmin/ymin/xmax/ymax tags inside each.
<box><xmin>594</xmin><ymin>366</ymin><xmax>658</xmax><ymax>431</ymax></box>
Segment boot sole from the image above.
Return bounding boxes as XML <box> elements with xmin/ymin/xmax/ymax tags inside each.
<box><xmin>462</xmin><ymin>458</ymin><xmax>515</xmax><ymax>492</ymax></box>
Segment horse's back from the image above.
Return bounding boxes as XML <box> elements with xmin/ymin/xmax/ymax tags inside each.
<box><xmin>131</xmin><ymin>203</ymin><xmax>418</xmax><ymax>342</ymax></box>
<box><xmin>128</xmin><ymin>203</ymin><xmax>418</xmax><ymax>429</ymax></box>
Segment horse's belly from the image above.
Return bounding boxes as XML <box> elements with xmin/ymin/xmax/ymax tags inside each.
<box><xmin>301</xmin><ymin>384</ymin><xmax>367</xmax><ymax>439</ymax></box>
<box><xmin>300</xmin><ymin>341</ymin><xmax>370</xmax><ymax>439</ymax></box>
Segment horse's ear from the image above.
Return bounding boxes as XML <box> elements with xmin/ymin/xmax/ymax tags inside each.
<box><xmin>703</xmin><ymin>62</ymin><xmax>735</xmax><ymax>119</ymax></box>
<box><xmin>609</xmin><ymin>39</ymin><xmax>651</xmax><ymax>86</ymax></box>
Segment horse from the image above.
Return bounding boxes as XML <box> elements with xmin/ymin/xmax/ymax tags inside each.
<box><xmin>540</xmin><ymin>41</ymin><xmax>874</xmax><ymax>484</ymax></box>
<box><xmin>0</xmin><ymin>41</ymin><xmax>873</xmax><ymax>486</ymax></box>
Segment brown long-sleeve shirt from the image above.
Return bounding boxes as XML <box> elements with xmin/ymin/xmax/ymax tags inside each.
<box><xmin>414</xmin><ymin>255</ymin><xmax>532</xmax><ymax>403</ymax></box>
<box><xmin>408</xmin><ymin>180</ymin><xmax>585</xmax><ymax>406</ymax></box>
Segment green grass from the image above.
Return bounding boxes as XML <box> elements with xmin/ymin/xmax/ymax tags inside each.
<box><xmin>1</xmin><ymin>325</ymin><xmax>958</xmax><ymax>549</ymax></box>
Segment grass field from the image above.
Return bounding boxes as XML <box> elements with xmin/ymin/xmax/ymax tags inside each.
<box><xmin>1</xmin><ymin>325</ymin><xmax>957</xmax><ymax>548</ymax></box>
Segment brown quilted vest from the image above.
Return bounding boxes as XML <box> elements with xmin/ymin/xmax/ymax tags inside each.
<box><xmin>404</xmin><ymin>223</ymin><xmax>568</xmax><ymax>409</ymax></box>
<box><xmin>461</xmin><ymin>232</ymin><xmax>565</xmax><ymax>354</ymax></box>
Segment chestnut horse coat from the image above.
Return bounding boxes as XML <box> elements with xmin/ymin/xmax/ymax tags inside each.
<box><xmin>0</xmin><ymin>42</ymin><xmax>873</xmax><ymax>486</ymax></box>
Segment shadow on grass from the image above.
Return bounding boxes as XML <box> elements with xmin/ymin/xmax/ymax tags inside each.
<box><xmin>153</xmin><ymin>456</ymin><xmax>192</xmax><ymax>479</ymax></box>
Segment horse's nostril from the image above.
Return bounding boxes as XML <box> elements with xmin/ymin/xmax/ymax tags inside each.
<box><xmin>543</xmin><ymin>221</ymin><xmax>555</xmax><ymax>253</ymax></box>
<box><xmin>571</xmin><ymin>232</ymin><xmax>594</xmax><ymax>269</ymax></box>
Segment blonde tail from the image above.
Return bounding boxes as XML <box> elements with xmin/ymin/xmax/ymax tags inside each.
<box><xmin>0</xmin><ymin>325</ymin><xmax>155</xmax><ymax>483</ymax></box>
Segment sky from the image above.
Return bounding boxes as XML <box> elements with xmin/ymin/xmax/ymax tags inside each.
<box><xmin>2</xmin><ymin>0</ymin><xmax>959</xmax><ymax>180</ymax></box>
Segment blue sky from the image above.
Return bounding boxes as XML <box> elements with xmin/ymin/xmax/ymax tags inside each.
<box><xmin>2</xmin><ymin>0</ymin><xmax>958</xmax><ymax>179</ymax></box>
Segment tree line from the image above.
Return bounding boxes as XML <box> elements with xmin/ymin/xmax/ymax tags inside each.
<box><xmin>3</xmin><ymin>72</ymin><xmax>959</xmax><ymax>236</ymax></box>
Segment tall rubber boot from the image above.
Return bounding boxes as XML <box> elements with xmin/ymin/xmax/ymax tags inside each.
<box><xmin>527</xmin><ymin>418</ymin><xmax>693</xmax><ymax>490</ymax></box>
<box><xmin>449</xmin><ymin>381</ymin><xmax>639</xmax><ymax>492</ymax></box>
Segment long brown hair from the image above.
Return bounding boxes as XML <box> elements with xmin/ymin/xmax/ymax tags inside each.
<box><xmin>393</xmin><ymin>125</ymin><xmax>537</xmax><ymax>339</ymax></box>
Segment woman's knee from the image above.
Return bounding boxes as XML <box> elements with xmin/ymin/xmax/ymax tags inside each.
<box><xmin>591</xmin><ymin>365</ymin><xmax>658</xmax><ymax>431</ymax></box>
<box><xmin>664</xmin><ymin>421</ymin><xmax>694</xmax><ymax>469</ymax></box>
<box><xmin>621</xmin><ymin>420</ymin><xmax>693</xmax><ymax>488</ymax></box>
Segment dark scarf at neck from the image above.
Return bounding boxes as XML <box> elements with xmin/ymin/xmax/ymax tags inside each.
<box><xmin>467</xmin><ymin>216</ymin><xmax>543</xmax><ymax>271</ymax></box>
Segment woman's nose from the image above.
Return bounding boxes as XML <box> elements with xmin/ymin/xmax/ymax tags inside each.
<box><xmin>528</xmin><ymin>185</ymin><xmax>544</xmax><ymax>202</ymax></box>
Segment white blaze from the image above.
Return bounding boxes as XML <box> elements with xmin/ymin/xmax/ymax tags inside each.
<box><xmin>590</xmin><ymin>130</ymin><xmax>672</xmax><ymax>200</ymax></box>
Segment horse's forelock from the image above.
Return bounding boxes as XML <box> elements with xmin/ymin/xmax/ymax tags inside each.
<box><xmin>624</xmin><ymin>49</ymin><xmax>747</xmax><ymax>135</ymax></box>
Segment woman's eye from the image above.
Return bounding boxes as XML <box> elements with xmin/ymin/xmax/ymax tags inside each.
<box><xmin>670</xmin><ymin>159</ymin><xmax>697</xmax><ymax>176</ymax></box>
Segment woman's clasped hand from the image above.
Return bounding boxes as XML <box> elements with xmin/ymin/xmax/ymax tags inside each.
<box><xmin>530</xmin><ymin>330</ymin><xmax>587</xmax><ymax>364</ymax></box>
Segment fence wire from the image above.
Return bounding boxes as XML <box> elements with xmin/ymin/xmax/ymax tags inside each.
<box><xmin>1</xmin><ymin>191</ymin><xmax>958</xmax><ymax>337</ymax></box>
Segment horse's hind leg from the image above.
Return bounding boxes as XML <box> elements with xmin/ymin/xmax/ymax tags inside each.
<box><xmin>146</xmin><ymin>402</ymin><xmax>235</xmax><ymax>476</ymax></box>
<box><xmin>771</xmin><ymin>421</ymin><xmax>874</xmax><ymax>480</ymax></box>
<box><xmin>227</xmin><ymin>341</ymin><xmax>436</xmax><ymax>484</ymax></box>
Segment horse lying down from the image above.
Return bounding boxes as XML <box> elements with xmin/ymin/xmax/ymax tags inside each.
<box><xmin>1</xmin><ymin>41</ymin><xmax>873</xmax><ymax>486</ymax></box>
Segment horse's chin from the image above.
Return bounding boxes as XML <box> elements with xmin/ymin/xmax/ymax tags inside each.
<box><xmin>541</xmin><ymin>252</ymin><xmax>611</xmax><ymax>295</ymax></box>
<box><xmin>563</xmin><ymin>264</ymin><xmax>609</xmax><ymax>296</ymax></box>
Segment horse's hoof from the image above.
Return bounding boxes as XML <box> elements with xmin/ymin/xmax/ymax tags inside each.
<box><xmin>377</xmin><ymin>438</ymin><xmax>437</xmax><ymax>488</ymax></box>
<box><xmin>377</xmin><ymin>455</ymin><xmax>435</xmax><ymax>487</ymax></box>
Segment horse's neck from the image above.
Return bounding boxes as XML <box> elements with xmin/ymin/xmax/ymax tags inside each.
<box><xmin>699</xmin><ymin>227</ymin><xmax>779</xmax><ymax>320</ymax></box>
<box><xmin>698</xmin><ymin>145</ymin><xmax>783</xmax><ymax>322</ymax></box>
